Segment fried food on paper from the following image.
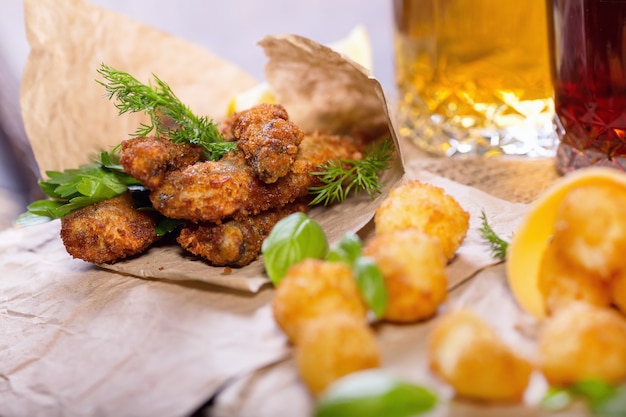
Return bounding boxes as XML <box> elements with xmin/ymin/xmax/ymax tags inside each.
<box><xmin>120</xmin><ymin>135</ymin><xmax>203</xmax><ymax>189</ymax></box>
<box><xmin>60</xmin><ymin>192</ymin><xmax>159</xmax><ymax>264</ymax></box>
<box><xmin>295</xmin><ymin>312</ymin><xmax>380</xmax><ymax>396</ymax></box>
<box><xmin>150</xmin><ymin>132</ymin><xmax>363</xmax><ymax>223</ymax></box>
<box><xmin>538</xmin><ymin>301</ymin><xmax>626</xmax><ymax>386</ymax></box>
<box><xmin>538</xmin><ymin>240</ymin><xmax>611</xmax><ymax>315</ymax></box>
<box><xmin>223</xmin><ymin>103</ymin><xmax>304</xmax><ymax>184</ymax></box>
<box><xmin>374</xmin><ymin>180</ymin><xmax>469</xmax><ymax>260</ymax></box>
<box><xmin>551</xmin><ymin>183</ymin><xmax>626</xmax><ymax>279</ymax></box>
<box><xmin>363</xmin><ymin>228</ymin><xmax>447</xmax><ymax>322</ymax></box>
<box><xmin>272</xmin><ymin>258</ymin><xmax>367</xmax><ymax>343</ymax></box>
<box><xmin>428</xmin><ymin>309</ymin><xmax>533</xmax><ymax>402</ymax></box>
<box><xmin>177</xmin><ymin>201</ymin><xmax>308</xmax><ymax>267</ymax></box>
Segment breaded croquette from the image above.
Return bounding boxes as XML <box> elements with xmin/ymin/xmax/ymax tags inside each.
<box><xmin>60</xmin><ymin>192</ymin><xmax>159</xmax><ymax>264</ymax></box>
<box><xmin>374</xmin><ymin>180</ymin><xmax>469</xmax><ymax>260</ymax></box>
<box><xmin>428</xmin><ymin>309</ymin><xmax>533</xmax><ymax>402</ymax></box>
<box><xmin>295</xmin><ymin>312</ymin><xmax>380</xmax><ymax>396</ymax></box>
<box><xmin>551</xmin><ymin>183</ymin><xmax>626</xmax><ymax>280</ymax></box>
<box><xmin>363</xmin><ymin>228</ymin><xmax>447</xmax><ymax>323</ymax></box>
<box><xmin>538</xmin><ymin>301</ymin><xmax>626</xmax><ymax>386</ymax></box>
<box><xmin>538</xmin><ymin>239</ymin><xmax>611</xmax><ymax>315</ymax></box>
<box><xmin>177</xmin><ymin>201</ymin><xmax>308</xmax><ymax>267</ymax></box>
<box><xmin>272</xmin><ymin>259</ymin><xmax>367</xmax><ymax>343</ymax></box>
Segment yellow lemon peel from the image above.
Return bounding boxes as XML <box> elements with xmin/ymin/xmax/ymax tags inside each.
<box><xmin>507</xmin><ymin>167</ymin><xmax>626</xmax><ymax>319</ymax></box>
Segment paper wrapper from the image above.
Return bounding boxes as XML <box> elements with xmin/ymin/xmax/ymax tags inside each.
<box><xmin>4</xmin><ymin>0</ymin><xmax>558</xmax><ymax>415</ymax></box>
<box><xmin>20</xmin><ymin>0</ymin><xmax>404</xmax><ymax>292</ymax></box>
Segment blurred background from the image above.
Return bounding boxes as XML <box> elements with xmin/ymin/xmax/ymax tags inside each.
<box><xmin>0</xmin><ymin>0</ymin><xmax>395</xmax><ymax>228</ymax></box>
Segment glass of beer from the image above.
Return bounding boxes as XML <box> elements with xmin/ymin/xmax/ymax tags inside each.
<box><xmin>548</xmin><ymin>0</ymin><xmax>626</xmax><ymax>173</ymax></box>
<box><xmin>393</xmin><ymin>0</ymin><xmax>557</xmax><ymax>157</ymax></box>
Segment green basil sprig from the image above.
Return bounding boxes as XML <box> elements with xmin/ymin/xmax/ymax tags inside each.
<box><xmin>262</xmin><ymin>213</ymin><xmax>388</xmax><ymax>318</ymax></box>
<box><xmin>315</xmin><ymin>370</ymin><xmax>438</xmax><ymax>417</ymax></box>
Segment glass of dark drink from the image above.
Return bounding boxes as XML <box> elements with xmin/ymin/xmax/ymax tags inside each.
<box><xmin>548</xmin><ymin>0</ymin><xmax>626</xmax><ymax>173</ymax></box>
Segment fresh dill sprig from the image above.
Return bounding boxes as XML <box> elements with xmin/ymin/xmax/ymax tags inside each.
<box><xmin>479</xmin><ymin>210</ymin><xmax>509</xmax><ymax>261</ymax></box>
<box><xmin>15</xmin><ymin>148</ymin><xmax>144</xmax><ymax>227</ymax></box>
<box><xmin>97</xmin><ymin>63</ymin><xmax>235</xmax><ymax>161</ymax></box>
<box><xmin>309</xmin><ymin>139</ymin><xmax>394</xmax><ymax>206</ymax></box>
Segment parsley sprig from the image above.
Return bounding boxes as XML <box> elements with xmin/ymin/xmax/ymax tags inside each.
<box><xmin>97</xmin><ymin>63</ymin><xmax>235</xmax><ymax>161</ymax></box>
<box><xmin>15</xmin><ymin>149</ymin><xmax>143</xmax><ymax>226</ymax></box>
<box><xmin>309</xmin><ymin>139</ymin><xmax>393</xmax><ymax>206</ymax></box>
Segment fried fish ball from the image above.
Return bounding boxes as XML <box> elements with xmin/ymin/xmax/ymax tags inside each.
<box><xmin>428</xmin><ymin>310</ymin><xmax>533</xmax><ymax>403</ymax></box>
<box><xmin>551</xmin><ymin>183</ymin><xmax>626</xmax><ymax>280</ymax></box>
<box><xmin>537</xmin><ymin>239</ymin><xmax>611</xmax><ymax>315</ymax></box>
<box><xmin>60</xmin><ymin>192</ymin><xmax>159</xmax><ymax>264</ymax></box>
<box><xmin>374</xmin><ymin>180</ymin><xmax>469</xmax><ymax>260</ymax></box>
<box><xmin>272</xmin><ymin>259</ymin><xmax>368</xmax><ymax>343</ymax></box>
<box><xmin>295</xmin><ymin>312</ymin><xmax>380</xmax><ymax>396</ymax></box>
<box><xmin>538</xmin><ymin>301</ymin><xmax>626</xmax><ymax>386</ymax></box>
<box><xmin>363</xmin><ymin>228</ymin><xmax>447</xmax><ymax>323</ymax></box>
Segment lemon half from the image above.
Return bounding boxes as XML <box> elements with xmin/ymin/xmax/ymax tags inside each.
<box><xmin>507</xmin><ymin>167</ymin><xmax>626</xmax><ymax>319</ymax></box>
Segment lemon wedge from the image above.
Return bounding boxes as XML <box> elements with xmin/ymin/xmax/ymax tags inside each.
<box><xmin>507</xmin><ymin>167</ymin><xmax>626</xmax><ymax>319</ymax></box>
<box><xmin>227</xmin><ymin>25</ymin><xmax>373</xmax><ymax>116</ymax></box>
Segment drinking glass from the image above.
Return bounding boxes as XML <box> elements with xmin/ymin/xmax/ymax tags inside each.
<box><xmin>548</xmin><ymin>0</ymin><xmax>626</xmax><ymax>173</ymax></box>
<box><xmin>393</xmin><ymin>0</ymin><xmax>557</xmax><ymax>157</ymax></box>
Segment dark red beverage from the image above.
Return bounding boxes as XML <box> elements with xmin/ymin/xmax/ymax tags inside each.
<box><xmin>548</xmin><ymin>0</ymin><xmax>626</xmax><ymax>172</ymax></box>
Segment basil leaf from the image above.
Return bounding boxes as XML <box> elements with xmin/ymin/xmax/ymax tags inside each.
<box><xmin>315</xmin><ymin>370</ymin><xmax>437</xmax><ymax>417</ymax></box>
<box><xmin>261</xmin><ymin>212</ymin><xmax>328</xmax><ymax>285</ymax></box>
<box><xmin>326</xmin><ymin>232</ymin><xmax>362</xmax><ymax>265</ymax></box>
<box><xmin>353</xmin><ymin>256</ymin><xmax>387</xmax><ymax>318</ymax></box>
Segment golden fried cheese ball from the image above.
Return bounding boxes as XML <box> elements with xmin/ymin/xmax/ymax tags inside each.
<box><xmin>537</xmin><ymin>239</ymin><xmax>611</xmax><ymax>315</ymax></box>
<box><xmin>374</xmin><ymin>180</ymin><xmax>469</xmax><ymax>260</ymax></box>
<box><xmin>538</xmin><ymin>301</ymin><xmax>626</xmax><ymax>386</ymax></box>
<box><xmin>611</xmin><ymin>271</ymin><xmax>626</xmax><ymax>315</ymax></box>
<box><xmin>295</xmin><ymin>312</ymin><xmax>380</xmax><ymax>396</ymax></box>
<box><xmin>272</xmin><ymin>259</ymin><xmax>367</xmax><ymax>343</ymax></box>
<box><xmin>363</xmin><ymin>228</ymin><xmax>447</xmax><ymax>323</ymax></box>
<box><xmin>551</xmin><ymin>183</ymin><xmax>626</xmax><ymax>280</ymax></box>
<box><xmin>428</xmin><ymin>309</ymin><xmax>533</xmax><ymax>402</ymax></box>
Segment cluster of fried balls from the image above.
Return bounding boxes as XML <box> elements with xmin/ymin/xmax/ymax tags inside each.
<box><xmin>271</xmin><ymin>179</ymin><xmax>471</xmax><ymax>396</ymax></box>
<box><xmin>536</xmin><ymin>183</ymin><xmax>626</xmax><ymax>387</ymax></box>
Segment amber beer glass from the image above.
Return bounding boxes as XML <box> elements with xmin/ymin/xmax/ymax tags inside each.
<box><xmin>548</xmin><ymin>0</ymin><xmax>626</xmax><ymax>172</ymax></box>
<box><xmin>393</xmin><ymin>0</ymin><xmax>557</xmax><ymax>157</ymax></box>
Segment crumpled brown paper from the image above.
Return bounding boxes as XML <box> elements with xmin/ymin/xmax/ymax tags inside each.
<box><xmin>20</xmin><ymin>0</ymin><xmax>404</xmax><ymax>292</ymax></box>
<box><xmin>3</xmin><ymin>0</ymin><xmax>559</xmax><ymax>416</ymax></box>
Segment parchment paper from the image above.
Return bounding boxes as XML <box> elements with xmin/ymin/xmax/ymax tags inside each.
<box><xmin>2</xmin><ymin>0</ymin><xmax>569</xmax><ymax>416</ymax></box>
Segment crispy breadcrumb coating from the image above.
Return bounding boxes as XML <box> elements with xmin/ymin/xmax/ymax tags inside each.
<box><xmin>272</xmin><ymin>259</ymin><xmax>368</xmax><ymax>343</ymax></box>
<box><xmin>538</xmin><ymin>302</ymin><xmax>626</xmax><ymax>386</ymax></box>
<box><xmin>119</xmin><ymin>135</ymin><xmax>203</xmax><ymax>189</ymax></box>
<box><xmin>428</xmin><ymin>309</ymin><xmax>533</xmax><ymax>402</ymax></box>
<box><xmin>228</xmin><ymin>103</ymin><xmax>304</xmax><ymax>184</ymax></box>
<box><xmin>363</xmin><ymin>228</ymin><xmax>447</xmax><ymax>322</ymax></box>
<box><xmin>374</xmin><ymin>180</ymin><xmax>469</xmax><ymax>260</ymax></box>
<box><xmin>295</xmin><ymin>312</ymin><xmax>380</xmax><ymax>396</ymax></box>
<box><xmin>60</xmin><ymin>192</ymin><xmax>159</xmax><ymax>264</ymax></box>
<box><xmin>149</xmin><ymin>132</ymin><xmax>363</xmax><ymax>223</ymax></box>
<box><xmin>177</xmin><ymin>201</ymin><xmax>309</xmax><ymax>267</ymax></box>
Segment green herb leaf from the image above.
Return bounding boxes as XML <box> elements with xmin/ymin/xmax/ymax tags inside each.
<box><xmin>326</xmin><ymin>232</ymin><xmax>363</xmax><ymax>265</ymax></box>
<box><xmin>15</xmin><ymin>149</ymin><xmax>143</xmax><ymax>226</ymax></box>
<box><xmin>479</xmin><ymin>210</ymin><xmax>509</xmax><ymax>261</ymax></box>
<box><xmin>261</xmin><ymin>212</ymin><xmax>329</xmax><ymax>285</ymax></box>
<box><xmin>541</xmin><ymin>380</ymin><xmax>626</xmax><ymax>417</ymax></box>
<box><xmin>315</xmin><ymin>370</ymin><xmax>438</xmax><ymax>417</ymax></box>
<box><xmin>352</xmin><ymin>256</ymin><xmax>388</xmax><ymax>318</ymax></box>
<box><xmin>309</xmin><ymin>139</ymin><xmax>393</xmax><ymax>206</ymax></box>
<box><xmin>541</xmin><ymin>387</ymin><xmax>573</xmax><ymax>411</ymax></box>
<box><xmin>97</xmin><ymin>63</ymin><xmax>235</xmax><ymax>161</ymax></box>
